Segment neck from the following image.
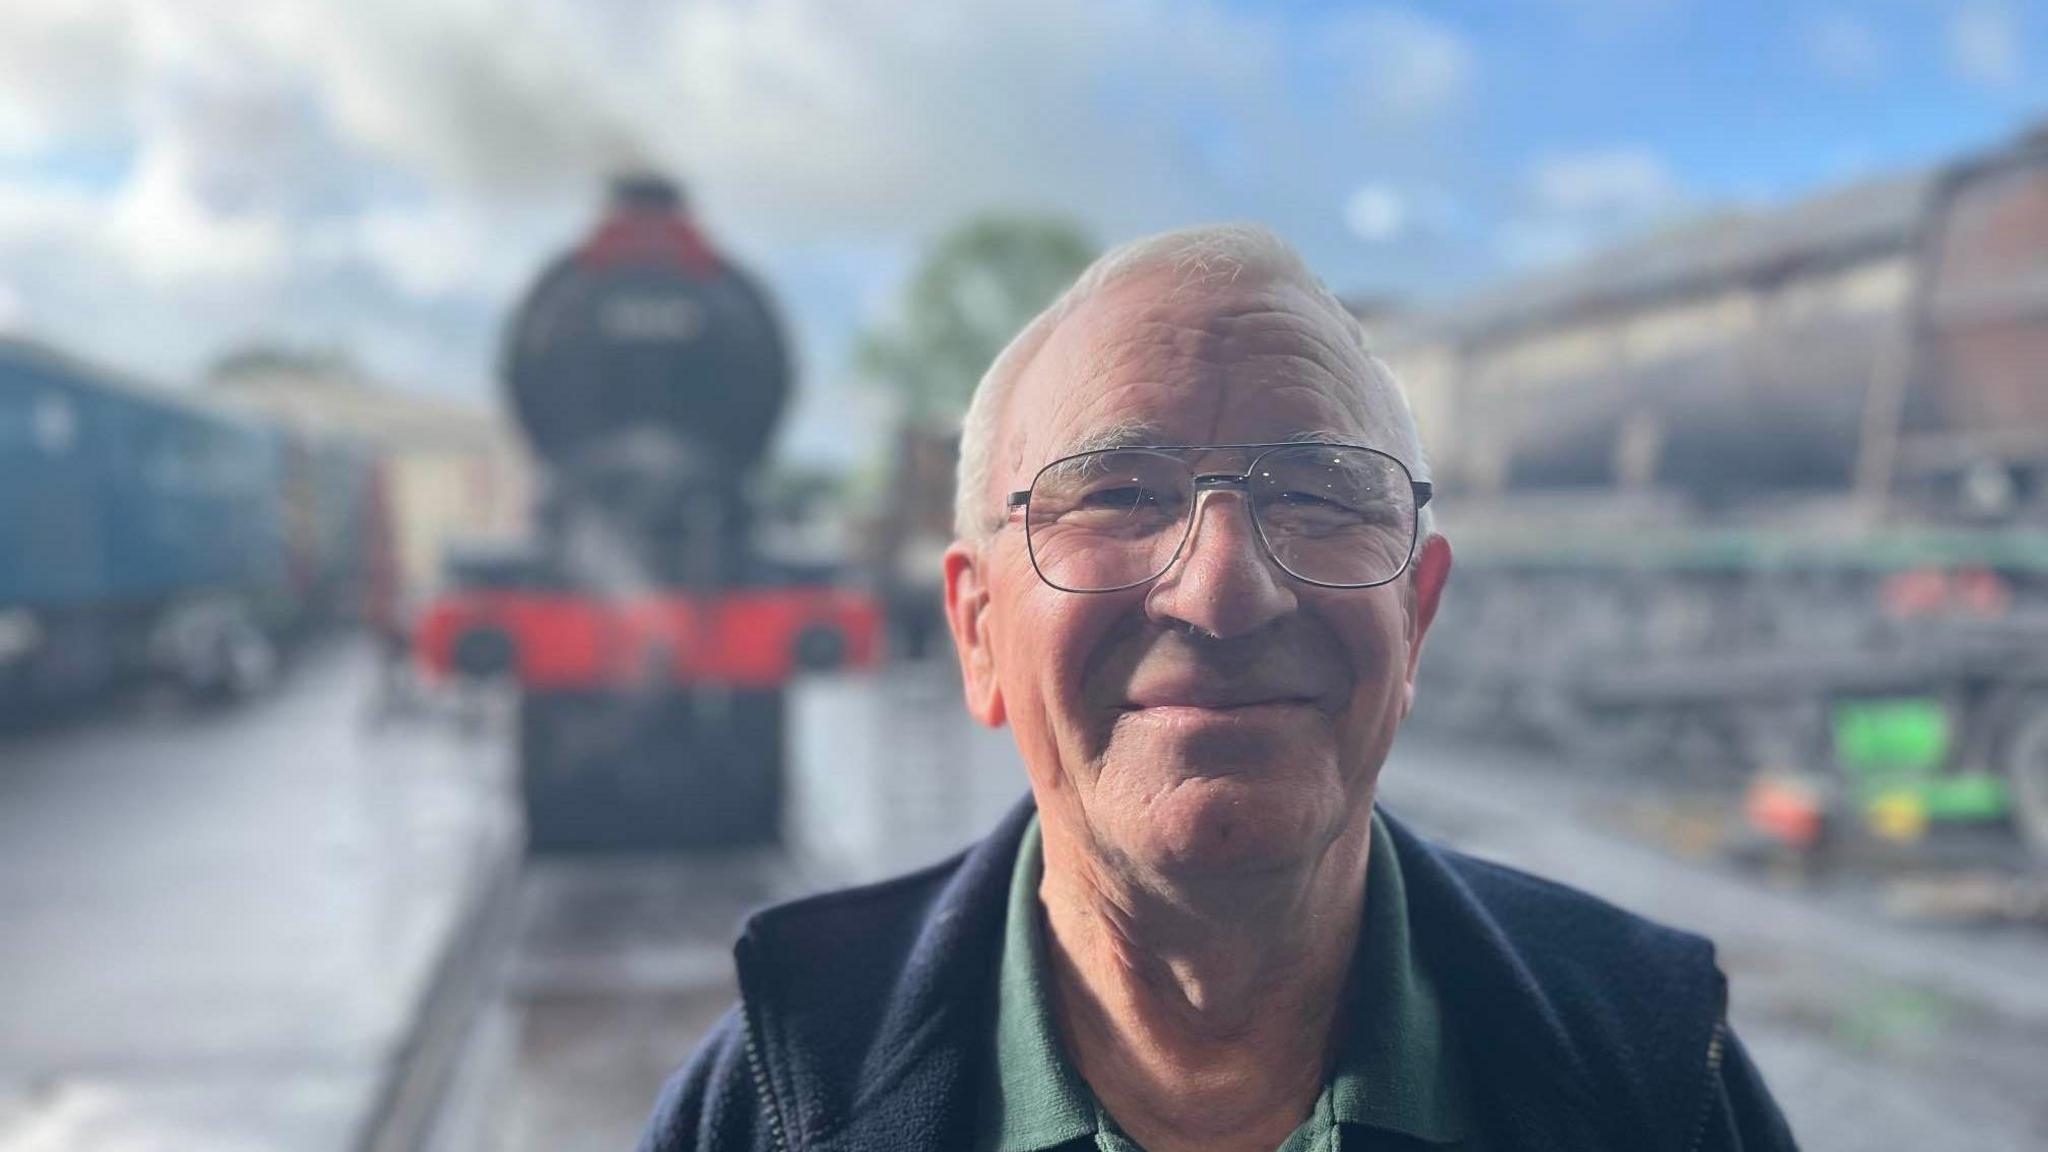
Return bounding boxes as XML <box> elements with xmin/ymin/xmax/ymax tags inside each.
<box><xmin>1035</xmin><ymin>807</ymin><xmax>1374</xmax><ymax>1152</ymax></box>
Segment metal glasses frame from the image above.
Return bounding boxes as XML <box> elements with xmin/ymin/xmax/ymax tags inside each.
<box><xmin>1003</xmin><ymin>442</ymin><xmax>1433</xmax><ymax>593</ymax></box>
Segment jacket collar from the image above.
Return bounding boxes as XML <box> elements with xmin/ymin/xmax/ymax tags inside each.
<box><xmin>734</xmin><ymin>797</ymin><xmax>1722</xmax><ymax>1152</ymax></box>
<box><xmin>734</xmin><ymin>799</ymin><xmax>1032</xmax><ymax>1151</ymax></box>
<box><xmin>1381</xmin><ymin>812</ymin><xmax>1725</xmax><ymax>1152</ymax></box>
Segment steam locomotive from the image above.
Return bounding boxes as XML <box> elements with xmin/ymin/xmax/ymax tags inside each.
<box><xmin>414</xmin><ymin>177</ymin><xmax>882</xmax><ymax>854</ymax></box>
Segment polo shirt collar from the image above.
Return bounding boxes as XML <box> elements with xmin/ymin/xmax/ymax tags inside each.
<box><xmin>1329</xmin><ymin>808</ymin><xmax>1471</xmax><ymax>1143</ymax></box>
<box><xmin>990</xmin><ymin>816</ymin><xmax>1102</xmax><ymax>1152</ymax></box>
<box><xmin>988</xmin><ymin>808</ymin><xmax>1469</xmax><ymax>1152</ymax></box>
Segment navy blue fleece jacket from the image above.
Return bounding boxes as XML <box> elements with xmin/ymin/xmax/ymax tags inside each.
<box><xmin>637</xmin><ymin>800</ymin><xmax>1797</xmax><ymax>1152</ymax></box>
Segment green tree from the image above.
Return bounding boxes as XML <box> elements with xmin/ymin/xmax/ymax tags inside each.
<box><xmin>858</xmin><ymin>214</ymin><xmax>1097</xmax><ymax>426</ymax></box>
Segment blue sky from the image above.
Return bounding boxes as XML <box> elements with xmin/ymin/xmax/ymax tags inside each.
<box><xmin>1479</xmin><ymin>1</ymin><xmax>2037</xmax><ymax>187</ymax></box>
<box><xmin>1259</xmin><ymin>0</ymin><xmax>2047</xmax><ymax>296</ymax></box>
<box><xmin>0</xmin><ymin>0</ymin><xmax>2039</xmax><ymax>465</ymax></box>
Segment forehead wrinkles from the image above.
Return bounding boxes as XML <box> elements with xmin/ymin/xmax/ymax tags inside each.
<box><xmin>1000</xmin><ymin>307</ymin><xmax>1209</xmax><ymax>486</ymax></box>
<box><xmin>1211</xmin><ymin>306</ymin><xmax>1366</xmax><ymax>376</ymax></box>
<box><xmin>1081</xmin><ymin>298</ymin><xmax>1369</xmax><ymax>428</ymax></box>
<box><xmin>999</xmin><ymin>283</ymin><xmax>1400</xmax><ymax>496</ymax></box>
<box><xmin>1079</xmin><ymin>291</ymin><xmax>1357</xmax><ymax>378</ymax></box>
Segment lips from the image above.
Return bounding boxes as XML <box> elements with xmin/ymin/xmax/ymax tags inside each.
<box><xmin>1121</xmin><ymin>676</ymin><xmax>1322</xmax><ymax>711</ymax></box>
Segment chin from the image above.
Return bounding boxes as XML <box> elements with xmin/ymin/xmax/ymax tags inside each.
<box><xmin>1143</xmin><ymin>780</ymin><xmax>1334</xmax><ymax>876</ymax></box>
<box><xmin>1093</xmin><ymin>721</ymin><xmax>1353</xmax><ymax>878</ymax></box>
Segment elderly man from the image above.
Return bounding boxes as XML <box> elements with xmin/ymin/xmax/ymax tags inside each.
<box><xmin>639</xmin><ymin>226</ymin><xmax>1795</xmax><ymax>1152</ymax></box>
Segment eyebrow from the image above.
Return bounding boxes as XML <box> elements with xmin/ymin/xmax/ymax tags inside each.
<box><xmin>1049</xmin><ymin>425</ymin><xmax>1356</xmax><ymax>459</ymax></box>
<box><xmin>1013</xmin><ymin>426</ymin><xmax>1412</xmax><ymax>509</ymax></box>
<box><xmin>1028</xmin><ymin>426</ymin><xmax>1362</xmax><ymax>487</ymax></box>
<box><xmin>1049</xmin><ymin>421</ymin><xmax>1170</xmax><ymax>459</ymax></box>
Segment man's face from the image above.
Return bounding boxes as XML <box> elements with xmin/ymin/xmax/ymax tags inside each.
<box><xmin>944</xmin><ymin>269</ymin><xmax>1451</xmax><ymax>885</ymax></box>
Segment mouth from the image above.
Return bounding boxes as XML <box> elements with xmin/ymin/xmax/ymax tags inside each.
<box><xmin>1119</xmin><ymin>691</ymin><xmax>1321</xmax><ymax>713</ymax></box>
<box><xmin>1110</xmin><ymin>645</ymin><xmax>1337</xmax><ymax>716</ymax></box>
<box><xmin>1123</xmin><ymin>700</ymin><xmax>1319</xmax><ymax>721</ymax></box>
<box><xmin>1112</xmin><ymin>697</ymin><xmax>1322</xmax><ymax>742</ymax></box>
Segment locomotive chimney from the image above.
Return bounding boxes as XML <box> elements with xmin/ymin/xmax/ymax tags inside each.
<box><xmin>609</xmin><ymin>173</ymin><xmax>687</xmax><ymax>215</ymax></box>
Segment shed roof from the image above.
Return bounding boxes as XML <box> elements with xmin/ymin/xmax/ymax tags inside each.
<box><xmin>1381</xmin><ymin>169</ymin><xmax>1935</xmax><ymax>347</ymax></box>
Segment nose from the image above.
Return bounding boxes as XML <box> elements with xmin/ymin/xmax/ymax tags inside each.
<box><xmin>1145</xmin><ymin>489</ymin><xmax>1298</xmax><ymax>639</ymax></box>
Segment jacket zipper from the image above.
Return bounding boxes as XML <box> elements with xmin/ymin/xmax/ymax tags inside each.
<box><xmin>737</xmin><ymin>938</ymin><xmax>793</xmax><ymax>1152</ymax></box>
<box><xmin>1681</xmin><ymin>1015</ymin><xmax>1728</xmax><ymax>1152</ymax></box>
<box><xmin>742</xmin><ymin>1000</ymin><xmax>792</xmax><ymax>1152</ymax></box>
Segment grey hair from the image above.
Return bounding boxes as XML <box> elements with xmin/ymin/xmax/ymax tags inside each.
<box><xmin>952</xmin><ymin>222</ymin><xmax>1431</xmax><ymax>544</ymax></box>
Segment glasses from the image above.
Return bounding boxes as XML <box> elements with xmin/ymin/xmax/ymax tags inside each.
<box><xmin>1005</xmin><ymin>443</ymin><xmax>1431</xmax><ymax>593</ymax></box>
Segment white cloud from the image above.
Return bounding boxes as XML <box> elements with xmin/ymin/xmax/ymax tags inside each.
<box><xmin>0</xmin><ymin>0</ymin><xmax>139</xmax><ymax>155</ymax></box>
<box><xmin>1341</xmin><ymin>182</ymin><xmax>1466</xmax><ymax>247</ymax></box>
<box><xmin>1502</xmin><ymin>146</ymin><xmax>1685</xmax><ymax>267</ymax></box>
<box><xmin>347</xmin><ymin>202</ymin><xmax>551</xmax><ymax>301</ymax></box>
<box><xmin>1345</xmin><ymin>184</ymin><xmax>1410</xmax><ymax>242</ymax></box>
<box><xmin>1320</xmin><ymin>9</ymin><xmax>1475</xmax><ymax>122</ymax></box>
<box><xmin>1803</xmin><ymin>11</ymin><xmax>1889</xmax><ymax>83</ymax></box>
<box><xmin>107</xmin><ymin>137</ymin><xmax>291</xmax><ymax>285</ymax></box>
<box><xmin>1948</xmin><ymin>4</ymin><xmax>2023</xmax><ymax>89</ymax></box>
<box><xmin>0</xmin><ymin>0</ymin><xmax>1479</xmax><ymax>456</ymax></box>
<box><xmin>0</xmin><ymin>1</ymin><xmax>1478</xmax><ymax>249</ymax></box>
<box><xmin>1530</xmin><ymin>148</ymin><xmax>1681</xmax><ymax>217</ymax></box>
<box><xmin>0</xmin><ymin>279</ymin><xmax>23</xmax><ymax>332</ymax></box>
<box><xmin>0</xmin><ymin>179</ymin><xmax>98</xmax><ymax>237</ymax></box>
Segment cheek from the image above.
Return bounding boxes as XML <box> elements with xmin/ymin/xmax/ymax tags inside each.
<box><xmin>1324</xmin><ymin>595</ymin><xmax>1412</xmax><ymax>719</ymax></box>
<box><xmin>991</xmin><ymin>583</ymin><xmax>1135</xmax><ymax>741</ymax></box>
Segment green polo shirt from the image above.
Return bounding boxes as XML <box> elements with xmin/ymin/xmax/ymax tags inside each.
<box><xmin>981</xmin><ymin>810</ymin><xmax>1475</xmax><ymax>1152</ymax></box>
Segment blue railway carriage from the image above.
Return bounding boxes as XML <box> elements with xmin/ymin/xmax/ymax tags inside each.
<box><xmin>0</xmin><ymin>338</ymin><xmax>381</xmax><ymax>714</ymax></box>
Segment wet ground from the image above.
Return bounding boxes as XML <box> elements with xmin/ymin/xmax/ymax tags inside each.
<box><xmin>0</xmin><ymin>642</ymin><xmax>514</xmax><ymax>1152</ymax></box>
<box><xmin>428</xmin><ymin>668</ymin><xmax>1022</xmax><ymax>1152</ymax></box>
<box><xmin>4</xmin><ymin>649</ymin><xmax>2044</xmax><ymax>1151</ymax></box>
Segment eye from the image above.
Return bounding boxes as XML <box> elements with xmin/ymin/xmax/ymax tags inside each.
<box><xmin>1272</xmin><ymin>488</ymin><xmax>1369</xmax><ymax>516</ymax></box>
<box><xmin>1079</xmin><ymin>484</ymin><xmax>1161</xmax><ymax>508</ymax></box>
<box><xmin>1275</xmin><ymin>489</ymin><xmax>1344</xmax><ymax>508</ymax></box>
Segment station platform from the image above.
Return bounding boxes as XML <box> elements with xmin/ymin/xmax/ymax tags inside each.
<box><xmin>0</xmin><ymin>643</ymin><xmax>519</xmax><ymax>1152</ymax></box>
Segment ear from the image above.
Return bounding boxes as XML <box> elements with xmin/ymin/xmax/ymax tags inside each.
<box><xmin>943</xmin><ymin>539</ymin><xmax>1007</xmax><ymax>728</ymax></box>
<box><xmin>1399</xmin><ymin>533</ymin><xmax>1452</xmax><ymax>719</ymax></box>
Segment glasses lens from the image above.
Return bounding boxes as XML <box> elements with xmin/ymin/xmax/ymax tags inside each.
<box><xmin>1026</xmin><ymin>450</ymin><xmax>1192</xmax><ymax>591</ymax></box>
<box><xmin>1249</xmin><ymin>446</ymin><xmax>1416</xmax><ymax>586</ymax></box>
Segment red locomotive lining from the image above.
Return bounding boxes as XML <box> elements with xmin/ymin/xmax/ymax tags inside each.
<box><xmin>577</xmin><ymin>211</ymin><xmax>720</xmax><ymax>276</ymax></box>
<box><xmin>415</xmin><ymin>587</ymin><xmax>883</xmax><ymax>689</ymax></box>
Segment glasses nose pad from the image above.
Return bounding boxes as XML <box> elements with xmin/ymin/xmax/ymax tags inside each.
<box><xmin>1165</xmin><ymin>484</ymin><xmax>1273</xmax><ymax>577</ymax></box>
